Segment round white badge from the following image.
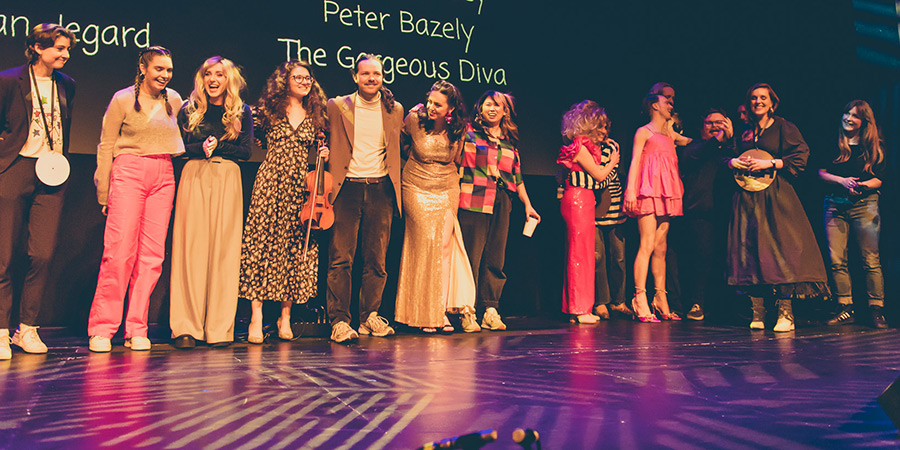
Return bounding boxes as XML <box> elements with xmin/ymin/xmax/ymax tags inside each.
<box><xmin>35</xmin><ymin>152</ymin><xmax>70</xmax><ymax>186</ymax></box>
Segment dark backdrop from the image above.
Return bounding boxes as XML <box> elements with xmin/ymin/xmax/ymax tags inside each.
<box><xmin>1</xmin><ymin>0</ymin><xmax>897</xmax><ymax>330</ymax></box>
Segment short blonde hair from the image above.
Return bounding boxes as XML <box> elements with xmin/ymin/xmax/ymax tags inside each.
<box><xmin>561</xmin><ymin>100</ymin><xmax>609</xmax><ymax>143</ymax></box>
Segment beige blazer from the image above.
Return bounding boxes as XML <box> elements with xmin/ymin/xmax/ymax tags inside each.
<box><xmin>326</xmin><ymin>93</ymin><xmax>404</xmax><ymax>214</ymax></box>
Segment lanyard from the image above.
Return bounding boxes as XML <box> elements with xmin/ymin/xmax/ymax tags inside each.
<box><xmin>29</xmin><ymin>66</ymin><xmax>57</xmax><ymax>152</ymax></box>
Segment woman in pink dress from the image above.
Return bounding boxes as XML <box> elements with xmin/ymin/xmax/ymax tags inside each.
<box><xmin>557</xmin><ymin>101</ymin><xmax>620</xmax><ymax>323</ymax></box>
<box><xmin>624</xmin><ymin>93</ymin><xmax>692</xmax><ymax>322</ymax></box>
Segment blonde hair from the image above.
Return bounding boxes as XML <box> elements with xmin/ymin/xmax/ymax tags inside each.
<box><xmin>836</xmin><ymin>99</ymin><xmax>884</xmax><ymax>175</ymax></box>
<box><xmin>561</xmin><ymin>100</ymin><xmax>609</xmax><ymax>144</ymax></box>
<box><xmin>183</xmin><ymin>56</ymin><xmax>246</xmax><ymax>140</ymax></box>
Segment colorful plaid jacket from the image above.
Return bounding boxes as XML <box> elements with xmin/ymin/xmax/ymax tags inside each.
<box><xmin>458</xmin><ymin>124</ymin><xmax>523</xmax><ymax>214</ymax></box>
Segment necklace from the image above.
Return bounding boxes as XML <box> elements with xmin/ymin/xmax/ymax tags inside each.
<box><xmin>753</xmin><ymin>117</ymin><xmax>773</xmax><ymax>146</ymax></box>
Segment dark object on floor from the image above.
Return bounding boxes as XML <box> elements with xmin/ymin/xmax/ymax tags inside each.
<box><xmin>172</xmin><ymin>335</ymin><xmax>195</xmax><ymax>349</ymax></box>
<box><xmin>879</xmin><ymin>375</ymin><xmax>900</xmax><ymax>431</ymax></box>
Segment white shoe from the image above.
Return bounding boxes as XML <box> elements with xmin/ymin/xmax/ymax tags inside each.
<box><xmin>11</xmin><ymin>325</ymin><xmax>48</xmax><ymax>354</ymax></box>
<box><xmin>331</xmin><ymin>321</ymin><xmax>359</xmax><ymax>343</ymax></box>
<box><xmin>125</xmin><ymin>336</ymin><xmax>151</xmax><ymax>351</ymax></box>
<box><xmin>0</xmin><ymin>329</ymin><xmax>11</xmax><ymax>360</ymax></box>
<box><xmin>773</xmin><ymin>317</ymin><xmax>795</xmax><ymax>332</ymax></box>
<box><xmin>89</xmin><ymin>336</ymin><xmax>112</xmax><ymax>353</ymax></box>
<box><xmin>358</xmin><ymin>313</ymin><xmax>395</xmax><ymax>337</ymax></box>
<box><xmin>481</xmin><ymin>307</ymin><xmax>507</xmax><ymax>331</ymax></box>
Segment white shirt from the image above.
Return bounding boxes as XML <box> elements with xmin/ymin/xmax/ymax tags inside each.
<box><xmin>19</xmin><ymin>75</ymin><xmax>63</xmax><ymax>158</ymax></box>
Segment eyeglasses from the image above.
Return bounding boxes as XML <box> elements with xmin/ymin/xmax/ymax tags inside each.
<box><xmin>291</xmin><ymin>75</ymin><xmax>314</xmax><ymax>85</ymax></box>
<box><xmin>704</xmin><ymin>120</ymin><xmax>727</xmax><ymax>126</ymax></box>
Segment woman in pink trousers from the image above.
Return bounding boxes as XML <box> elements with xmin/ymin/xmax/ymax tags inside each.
<box><xmin>87</xmin><ymin>46</ymin><xmax>184</xmax><ymax>352</ymax></box>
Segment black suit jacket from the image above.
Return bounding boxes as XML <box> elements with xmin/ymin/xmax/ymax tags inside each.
<box><xmin>0</xmin><ymin>64</ymin><xmax>76</xmax><ymax>174</ymax></box>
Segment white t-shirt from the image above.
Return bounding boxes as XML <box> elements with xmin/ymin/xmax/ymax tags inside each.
<box><xmin>19</xmin><ymin>74</ymin><xmax>63</xmax><ymax>158</ymax></box>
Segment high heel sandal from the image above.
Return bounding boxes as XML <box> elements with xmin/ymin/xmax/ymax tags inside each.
<box><xmin>440</xmin><ymin>315</ymin><xmax>455</xmax><ymax>334</ymax></box>
<box><xmin>631</xmin><ymin>288</ymin><xmax>660</xmax><ymax>323</ymax></box>
<box><xmin>651</xmin><ymin>289</ymin><xmax>681</xmax><ymax>321</ymax></box>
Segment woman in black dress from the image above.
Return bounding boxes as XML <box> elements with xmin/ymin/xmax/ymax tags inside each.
<box><xmin>727</xmin><ymin>83</ymin><xmax>828</xmax><ymax>332</ymax></box>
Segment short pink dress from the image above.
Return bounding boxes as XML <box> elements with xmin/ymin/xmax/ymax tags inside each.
<box><xmin>628</xmin><ymin>131</ymin><xmax>683</xmax><ymax>217</ymax></box>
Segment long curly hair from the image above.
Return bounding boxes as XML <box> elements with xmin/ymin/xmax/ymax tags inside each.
<box><xmin>183</xmin><ymin>56</ymin><xmax>246</xmax><ymax>140</ymax></box>
<box><xmin>561</xmin><ymin>100</ymin><xmax>609</xmax><ymax>145</ymax></box>
<box><xmin>256</xmin><ymin>60</ymin><xmax>327</xmax><ymax>132</ymax></box>
<box><xmin>836</xmin><ymin>99</ymin><xmax>883</xmax><ymax>175</ymax></box>
<box><xmin>471</xmin><ymin>91</ymin><xmax>519</xmax><ymax>145</ymax></box>
<box><xmin>416</xmin><ymin>80</ymin><xmax>467</xmax><ymax>143</ymax></box>
<box><xmin>133</xmin><ymin>46</ymin><xmax>173</xmax><ymax>115</ymax></box>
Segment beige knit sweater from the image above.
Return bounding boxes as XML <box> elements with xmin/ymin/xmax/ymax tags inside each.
<box><xmin>94</xmin><ymin>87</ymin><xmax>185</xmax><ymax>205</ymax></box>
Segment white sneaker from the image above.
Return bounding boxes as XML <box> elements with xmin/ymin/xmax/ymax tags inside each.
<box><xmin>125</xmin><ymin>336</ymin><xmax>151</xmax><ymax>351</ymax></box>
<box><xmin>773</xmin><ymin>317</ymin><xmax>795</xmax><ymax>332</ymax></box>
<box><xmin>0</xmin><ymin>329</ymin><xmax>11</xmax><ymax>360</ymax></box>
<box><xmin>331</xmin><ymin>321</ymin><xmax>359</xmax><ymax>343</ymax></box>
<box><xmin>11</xmin><ymin>325</ymin><xmax>48</xmax><ymax>354</ymax></box>
<box><xmin>89</xmin><ymin>336</ymin><xmax>112</xmax><ymax>353</ymax></box>
<box><xmin>481</xmin><ymin>307</ymin><xmax>507</xmax><ymax>331</ymax></box>
<box><xmin>358</xmin><ymin>313</ymin><xmax>395</xmax><ymax>337</ymax></box>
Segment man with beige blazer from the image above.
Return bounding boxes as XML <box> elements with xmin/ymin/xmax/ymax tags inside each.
<box><xmin>326</xmin><ymin>54</ymin><xmax>404</xmax><ymax>343</ymax></box>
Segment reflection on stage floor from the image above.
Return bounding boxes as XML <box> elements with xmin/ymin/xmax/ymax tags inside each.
<box><xmin>2</xmin><ymin>319</ymin><xmax>899</xmax><ymax>449</ymax></box>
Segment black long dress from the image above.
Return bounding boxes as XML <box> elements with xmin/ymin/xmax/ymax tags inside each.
<box><xmin>727</xmin><ymin>116</ymin><xmax>828</xmax><ymax>298</ymax></box>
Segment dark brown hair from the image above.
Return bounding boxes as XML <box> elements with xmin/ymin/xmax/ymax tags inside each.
<box><xmin>133</xmin><ymin>46</ymin><xmax>173</xmax><ymax>115</ymax></box>
<box><xmin>416</xmin><ymin>80</ymin><xmax>467</xmax><ymax>143</ymax></box>
<box><xmin>25</xmin><ymin>23</ymin><xmax>77</xmax><ymax>63</ymax></box>
<box><xmin>256</xmin><ymin>60</ymin><xmax>327</xmax><ymax>132</ymax></box>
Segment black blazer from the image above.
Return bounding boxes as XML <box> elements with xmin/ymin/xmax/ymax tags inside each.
<box><xmin>0</xmin><ymin>64</ymin><xmax>76</xmax><ymax>174</ymax></box>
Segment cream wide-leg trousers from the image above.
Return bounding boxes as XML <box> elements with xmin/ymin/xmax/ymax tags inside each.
<box><xmin>169</xmin><ymin>157</ymin><xmax>242</xmax><ymax>344</ymax></box>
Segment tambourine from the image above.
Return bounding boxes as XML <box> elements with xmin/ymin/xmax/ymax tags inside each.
<box><xmin>733</xmin><ymin>149</ymin><xmax>775</xmax><ymax>192</ymax></box>
<box><xmin>35</xmin><ymin>152</ymin><xmax>70</xmax><ymax>186</ymax></box>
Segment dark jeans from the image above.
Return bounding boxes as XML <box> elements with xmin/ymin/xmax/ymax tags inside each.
<box><xmin>824</xmin><ymin>194</ymin><xmax>884</xmax><ymax>307</ymax></box>
<box><xmin>458</xmin><ymin>190</ymin><xmax>511</xmax><ymax>313</ymax></box>
<box><xmin>0</xmin><ymin>156</ymin><xmax>66</xmax><ymax>328</ymax></box>
<box><xmin>595</xmin><ymin>224</ymin><xmax>626</xmax><ymax>307</ymax></box>
<box><xmin>327</xmin><ymin>179</ymin><xmax>395</xmax><ymax>325</ymax></box>
<box><xmin>679</xmin><ymin>212</ymin><xmax>725</xmax><ymax>309</ymax></box>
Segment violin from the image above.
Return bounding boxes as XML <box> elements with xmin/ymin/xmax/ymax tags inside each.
<box><xmin>300</xmin><ymin>133</ymin><xmax>333</xmax><ymax>262</ymax></box>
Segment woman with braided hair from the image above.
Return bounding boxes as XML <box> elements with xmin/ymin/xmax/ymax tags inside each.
<box><xmin>88</xmin><ymin>46</ymin><xmax>184</xmax><ymax>352</ymax></box>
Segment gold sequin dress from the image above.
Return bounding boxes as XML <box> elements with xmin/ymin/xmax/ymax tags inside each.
<box><xmin>395</xmin><ymin>114</ymin><xmax>476</xmax><ymax>327</ymax></box>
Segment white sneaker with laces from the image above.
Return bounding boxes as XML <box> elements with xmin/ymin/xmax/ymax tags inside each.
<box><xmin>0</xmin><ymin>329</ymin><xmax>11</xmax><ymax>360</ymax></box>
<box><xmin>358</xmin><ymin>313</ymin><xmax>395</xmax><ymax>337</ymax></box>
<box><xmin>331</xmin><ymin>321</ymin><xmax>359</xmax><ymax>343</ymax></box>
<box><xmin>481</xmin><ymin>307</ymin><xmax>507</xmax><ymax>331</ymax></box>
<box><xmin>89</xmin><ymin>336</ymin><xmax>112</xmax><ymax>353</ymax></box>
<box><xmin>125</xmin><ymin>336</ymin><xmax>151</xmax><ymax>351</ymax></box>
<box><xmin>11</xmin><ymin>325</ymin><xmax>48</xmax><ymax>354</ymax></box>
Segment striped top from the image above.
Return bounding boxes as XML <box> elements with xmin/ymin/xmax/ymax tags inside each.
<box><xmin>596</xmin><ymin>141</ymin><xmax>625</xmax><ymax>226</ymax></box>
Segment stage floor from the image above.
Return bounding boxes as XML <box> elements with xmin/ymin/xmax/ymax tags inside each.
<box><xmin>2</xmin><ymin>320</ymin><xmax>899</xmax><ymax>449</ymax></box>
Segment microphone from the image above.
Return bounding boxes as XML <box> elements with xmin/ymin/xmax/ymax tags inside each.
<box><xmin>417</xmin><ymin>429</ymin><xmax>498</xmax><ymax>450</ymax></box>
<box><xmin>512</xmin><ymin>428</ymin><xmax>541</xmax><ymax>449</ymax></box>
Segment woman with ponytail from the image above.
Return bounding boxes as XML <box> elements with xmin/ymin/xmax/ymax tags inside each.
<box><xmin>88</xmin><ymin>46</ymin><xmax>184</xmax><ymax>352</ymax></box>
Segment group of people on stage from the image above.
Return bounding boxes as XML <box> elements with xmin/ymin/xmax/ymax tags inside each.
<box><xmin>558</xmin><ymin>82</ymin><xmax>887</xmax><ymax>333</ymax></box>
<box><xmin>0</xmin><ymin>24</ymin><xmax>887</xmax><ymax>361</ymax></box>
<box><xmin>0</xmin><ymin>24</ymin><xmax>541</xmax><ymax>359</ymax></box>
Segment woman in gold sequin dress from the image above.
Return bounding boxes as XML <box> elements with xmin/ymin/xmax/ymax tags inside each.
<box><xmin>394</xmin><ymin>81</ymin><xmax>478</xmax><ymax>333</ymax></box>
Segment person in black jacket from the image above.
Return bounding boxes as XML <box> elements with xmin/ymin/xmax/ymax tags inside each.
<box><xmin>677</xmin><ymin>108</ymin><xmax>733</xmax><ymax>321</ymax></box>
<box><xmin>0</xmin><ymin>24</ymin><xmax>77</xmax><ymax>360</ymax></box>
